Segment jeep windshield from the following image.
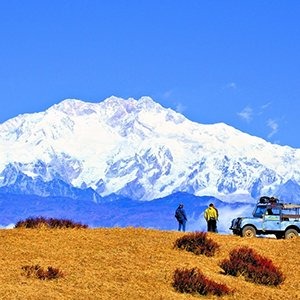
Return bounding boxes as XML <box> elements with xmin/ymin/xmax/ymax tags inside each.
<box><xmin>253</xmin><ymin>205</ymin><xmax>267</xmax><ymax>218</ymax></box>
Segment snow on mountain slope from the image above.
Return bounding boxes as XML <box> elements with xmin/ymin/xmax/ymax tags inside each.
<box><xmin>0</xmin><ymin>96</ymin><xmax>299</xmax><ymax>202</ymax></box>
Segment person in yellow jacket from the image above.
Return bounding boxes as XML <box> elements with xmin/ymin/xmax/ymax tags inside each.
<box><xmin>204</xmin><ymin>203</ymin><xmax>218</xmax><ymax>232</ymax></box>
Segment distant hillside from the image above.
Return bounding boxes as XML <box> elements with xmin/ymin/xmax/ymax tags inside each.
<box><xmin>0</xmin><ymin>192</ymin><xmax>254</xmax><ymax>233</ymax></box>
<box><xmin>0</xmin><ymin>227</ymin><xmax>298</xmax><ymax>299</ymax></box>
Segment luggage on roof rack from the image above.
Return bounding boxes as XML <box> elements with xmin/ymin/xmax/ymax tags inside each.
<box><xmin>259</xmin><ymin>196</ymin><xmax>279</xmax><ymax>204</ymax></box>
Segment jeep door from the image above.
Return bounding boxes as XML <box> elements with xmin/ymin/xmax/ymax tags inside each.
<box><xmin>262</xmin><ymin>206</ymin><xmax>281</xmax><ymax>231</ymax></box>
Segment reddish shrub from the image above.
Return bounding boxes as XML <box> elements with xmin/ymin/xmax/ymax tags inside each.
<box><xmin>219</xmin><ymin>246</ymin><xmax>285</xmax><ymax>286</ymax></box>
<box><xmin>173</xmin><ymin>268</ymin><xmax>232</xmax><ymax>296</ymax></box>
<box><xmin>219</xmin><ymin>257</ymin><xmax>248</xmax><ymax>276</ymax></box>
<box><xmin>246</xmin><ymin>260</ymin><xmax>285</xmax><ymax>286</ymax></box>
<box><xmin>227</xmin><ymin>247</ymin><xmax>261</xmax><ymax>266</ymax></box>
<box><xmin>174</xmin><ymin>231</ymin><xmax>220</xmax><ymax>257</ymax></box>
<box><xmin>15</xmin><ymin>217</ymin><xmax>88</xmax><ymax>229</ymax></box>
<box><xmin>22</xmin><ymin>265</ymin><xmax>64</xmax><ymax>280</ymax></box>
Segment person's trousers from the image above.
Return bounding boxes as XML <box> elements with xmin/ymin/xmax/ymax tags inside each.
<box><xmin>178</xmin><ymin>220</ymin><xmax>186</xmax><ymax>232</ymax></box>
<box><xmin>207</xmin><ymin>219</ymin><xmax>217</xmax><ymax>232</ymax></box>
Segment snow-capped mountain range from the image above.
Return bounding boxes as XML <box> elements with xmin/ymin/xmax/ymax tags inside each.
<box><xmin>1</xmin><ymin>96</ymin><xmax>300</xmax><ymax>203</ymax></box>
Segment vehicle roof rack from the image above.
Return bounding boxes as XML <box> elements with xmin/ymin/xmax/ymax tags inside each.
<box><xmin>282</xmin><ymin>203</ymin><xmax>300</xmax><ymax>209</ymax></box>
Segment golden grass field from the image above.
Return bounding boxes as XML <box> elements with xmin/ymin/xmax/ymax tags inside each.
<box><xmin>0</xmin><ymin>227</ymin><xmax>299</xmax><ymax>300</ymax></box>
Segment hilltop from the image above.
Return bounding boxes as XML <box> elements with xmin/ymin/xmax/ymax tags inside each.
<box><xmin>0</xmin><ymin>227</ymin><xmax>299</xmax><ymax>299</ymax></box>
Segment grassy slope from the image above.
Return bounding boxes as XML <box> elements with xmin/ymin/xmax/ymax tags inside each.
<box><xmin>0</xmin><ymin>228</ymin><xmax>299</xmax><ymax>300</ymax></box>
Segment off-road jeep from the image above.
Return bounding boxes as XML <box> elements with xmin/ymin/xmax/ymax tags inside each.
<box><xmin>230</xmin><ymin>196</ymin><xmax>300</xmax><ymax>239</ymax></box>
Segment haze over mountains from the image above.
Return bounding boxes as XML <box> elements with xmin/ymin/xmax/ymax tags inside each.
<box><xmin>0</xmin><ymin>96</ymin><xmax>299</xmax><ymax>230</ymax></box>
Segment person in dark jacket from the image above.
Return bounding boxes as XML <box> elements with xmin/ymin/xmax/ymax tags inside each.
<box><xmin>175</xmin><ymin>204</ymin><xmax>188</xmax><ymax>232</ymax></box>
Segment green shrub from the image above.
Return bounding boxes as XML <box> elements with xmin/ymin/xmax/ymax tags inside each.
<box><xmin>173</xmin><ymin>267</ymin><xmax>232</xmax><ymax>296</ymax></box>
<box><xmin>21</xmin><ymin>265</ymin><xmax>64</xmax><ymax>280</ymax></box>
<box><xmin>219</xmin><ymin>246</ymin><xmax>285</xmax><ymax>286</ymax></box>
<box><xmin>14</xmin><ymin>217</ymin><xmax>88</xmax><ymax>229</ymax></box>
<box><xmin>174</xmin><ymin>231</ymin><xmax>220</xmax><ymax>257</ymax></box>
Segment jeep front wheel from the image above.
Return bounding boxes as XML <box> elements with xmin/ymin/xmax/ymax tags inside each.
<box><xmin>284</xmin><ymin>229</ymin><xmax>299</xmax><ymax>239</ymax></box>
<box><xmin>242</xmin><ymin>226</ymin><xmax>256</xmax><ymax>238</ymax></box>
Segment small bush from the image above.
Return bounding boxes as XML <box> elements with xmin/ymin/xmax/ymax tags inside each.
<box><xmin>21</xmin><ymin>265</ymin><xmax>64</xmax><ymax>280</ymax></box>
<box><xmin>14</xmin><ymin>217</ymin><xmax>88</xmax><ymax>229</ymax></box>
<box><xmin>219</xmin><ymin>246</ymin><xmax>285</xmax><ymax>286</ymax></box>
<box><xmin>174</xmin><ymin>231</ymin><xmax>220</xmax><ymax>257</ymax></box>
<box><xmin>173</xmin><ymin>267</ymin><xmax>232</xmax><ymax>296</ymax></box>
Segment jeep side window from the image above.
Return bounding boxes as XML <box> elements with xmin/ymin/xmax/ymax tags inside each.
<box><xmin>272</xmin><ymin>208</ymin><xmax>280</xmax><ymax>215</ymax></box>
<box><xmin>266</xmin><ymin>207</ymin><xmax>280</xmax><ymax>215</ymax></box>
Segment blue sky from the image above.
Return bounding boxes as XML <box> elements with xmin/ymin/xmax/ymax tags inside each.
<box><xmin>0</xmin><ymin>0</ymin><xmax>299</xmax><ymax>148</ymax></box>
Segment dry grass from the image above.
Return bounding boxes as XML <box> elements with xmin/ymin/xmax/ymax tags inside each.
<box><xmin>0</xmin><ymin>227</ymin><xmax>299</xmax><ymax>300</ymax></box>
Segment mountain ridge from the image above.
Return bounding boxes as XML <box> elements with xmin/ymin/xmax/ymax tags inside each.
<box><xmin>0</xmin><ymin>96</ymin><xmax>299</xmax><ymax>202</ymax></box>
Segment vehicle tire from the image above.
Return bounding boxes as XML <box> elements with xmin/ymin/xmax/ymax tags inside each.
<box><xmin>242</xmin><ymin>226</ymin><xmax>256</xmax><ymax>238</ymax></box>
<box><xmin>284</xmin><ymin>229</ymin><xmax>299</xmax><ymax>239</ymax></box>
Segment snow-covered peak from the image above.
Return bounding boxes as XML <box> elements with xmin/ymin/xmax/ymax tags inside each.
<box><xmin>48</xmin><ymin>98</ymin><xmax>98</xmax><ymax>116</ymax></box>
<box><xmin>0</xmin><ymin>96</ymin><xmax>299</xmax><ymax>202</ymax></box>
<box><xmin>99</xmin><ymin>96</ymin><xmax>165</xmax><ymax>117</ymax></box>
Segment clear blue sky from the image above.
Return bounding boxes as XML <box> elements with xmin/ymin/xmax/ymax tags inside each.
<box><xmin>1</xmin><ymin>0</ymin><xmax>299</xmax><ymax>148</ymax></box>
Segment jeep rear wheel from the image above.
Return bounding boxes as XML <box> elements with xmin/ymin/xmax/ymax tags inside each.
<box><xmin>242</xmin><ymin>226</ymin><xmax>256</xmax><ymax>238</ymax></box>
<box><xmin>284</xmin><ymin>229</ymin><xmax>299</xmax><ymax>239</ymax></box>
